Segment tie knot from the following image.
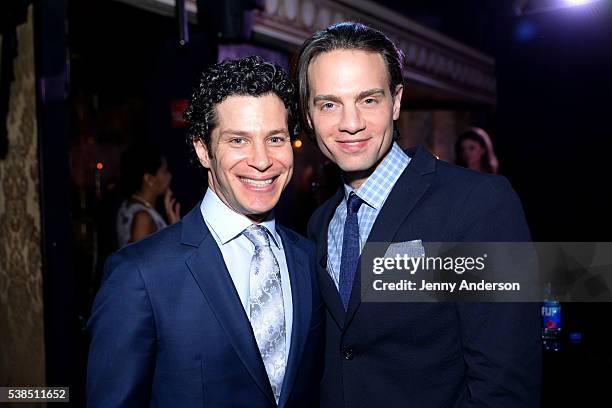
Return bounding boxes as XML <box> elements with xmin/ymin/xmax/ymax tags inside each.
<box><xmin>346</xmin><ymin>192</ymin><xmax>363</xmax><ymax>214</ymax></box>
<box><xmin>243</xmin><ymin>224</ymin><xmax>271</xmax><ymax>248</ymax></box>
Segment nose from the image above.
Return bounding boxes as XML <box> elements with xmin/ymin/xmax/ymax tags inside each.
<box><xmin>338</xmin><ymin>105</ymin><xmax>366</xmax><ymax>134</ymax></box>
<box><xmin>247</xmin><ymin>141</ymin><xmax>273</xmax><ymax>172</ymax></box>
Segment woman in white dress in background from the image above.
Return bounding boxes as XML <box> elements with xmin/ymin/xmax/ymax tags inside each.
<box><xmin>455</xmin><ymin>127</ymin><xmax>499</xmax><ymax>174</ymax></box>
<box><xmin>116</xmin><ymin>143</ymin><xmax>181</xmax><ymax>247</ymax></box>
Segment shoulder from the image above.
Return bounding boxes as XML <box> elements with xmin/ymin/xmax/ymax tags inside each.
<box><xmin>122</xmin><ymin>220</ymin><xmax>182</xmax><ymax>256</ymax></box>
<box><xmin>419</xmin><ymin>159</ymin><xmax>517</xmax><ymax>203</ymax></box>
<box><xmin>429</xmin><ymin>164</ymin><xmax>530</xmax><ymax>241</ymax></box>
<box><xmin>132</xmin><ymin>209</ymin><xmax>154</xmax><ymax>224</ymax></box>
<box><xmin>118</xmin><ymin>203</ymin><xmax>155</xmax><ymax>225</ymax></box>
<box><xmin>435</xmin><ymin>159</ymin><xmax>498</xmax><ymax>186</ymax></box>
<box><xmin>404</xmin><ymin>145</ymin><xmax>512</xmax><ymax>194</ymax></box>
<box><xmin>443</xmin><ymin>163</ymin><xmax>516</xmax><ymax>202</ymax></box>
<box><xmin>277</xmin><ymin>224</ymin><xmax>316</xmax><ymax>256</ymax></box>
<box><xmin>106</xmin><ymin>221</ymin><xmax>185</xmax><ymax>278</ymax></box>
<box><xmin>118</xmin><ymin>200</ymin><xmax>148</xmax><ymax>216</ymax></box>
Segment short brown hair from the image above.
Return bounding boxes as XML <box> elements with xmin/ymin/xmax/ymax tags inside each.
<box><xmin>294</xmin><ymin>22</ymin><xmax>405</xmax><ymax>136</ymax></box>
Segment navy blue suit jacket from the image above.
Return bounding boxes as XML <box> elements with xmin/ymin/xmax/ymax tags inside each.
<box><xmin>308</xmin><ymin>145</ymin><xmax>542</xmax><ymax>408</ymax></box>
<box><xmin>87</xmin><ymin>203</ymin><xmax>324</xmax><ymax>407</ymax></box>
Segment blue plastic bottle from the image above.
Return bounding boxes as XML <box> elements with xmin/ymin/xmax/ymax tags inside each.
<box><xmin>542</xmin><ymin>284</ymin><xmax>562</xmax><ymax>351</ymax></box>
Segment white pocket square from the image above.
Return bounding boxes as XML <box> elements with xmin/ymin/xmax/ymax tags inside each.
<box><xmin>383</xmin><ymin>239</ymin><xmax>425</xmax><ymax>259</ymax></box>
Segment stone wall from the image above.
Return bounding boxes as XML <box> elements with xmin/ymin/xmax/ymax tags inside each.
<box><xmin>0</xmin><ymin>5</ymin><xmax>46</xmax><ymax>397</ymax></box>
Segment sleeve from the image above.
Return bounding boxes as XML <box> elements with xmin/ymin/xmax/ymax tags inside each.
<box><xmin>86</xmin><ymin>251</ymin><xmax>157</xmax><ymax>407</ymax></box>
<box><xmin>455</xmin><ymin>175</ymin><xmax>542</xmax><ymax>408</ymax></box>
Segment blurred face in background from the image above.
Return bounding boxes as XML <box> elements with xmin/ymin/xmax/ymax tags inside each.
<box><xmin>306</xmin><ymin>49</ymin><xmax>402</xmax><ymax>188</ymax></box>
<box><xmin>145</xmin><ymin>158</ymin><xmax>172</xmax><ymax>195</ymax></box>
<box><xmin>193</xmin><ymin>93</ymin><xmax>294</xmax><ymax>222</ymax></box>
<box><xmin>460</xmin><ymin>139</ymin><xmax>486</xmax><ymax>169</ymax></box>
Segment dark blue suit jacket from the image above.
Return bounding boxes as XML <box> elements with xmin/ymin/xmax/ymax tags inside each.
<box><xmin>308</xmin><ymin>145</ymin><xmax>542</xmax><ymax>408</ymax></box>
<box><xmin>87</xmin><ymin>204</ymin><xmax>324</xmax><ymax>407</ymax></box>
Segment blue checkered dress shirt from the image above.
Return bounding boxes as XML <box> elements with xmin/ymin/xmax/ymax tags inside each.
<box><xmin>327</xmin><ymin>142</ymin><xmax>411</xmax><ymax>288</ymax></box>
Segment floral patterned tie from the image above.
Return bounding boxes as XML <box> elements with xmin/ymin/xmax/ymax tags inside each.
<box><xmin>243</xmin><ymin>224</ymin><xmax>286</xmax><ymax>402</ymax></box>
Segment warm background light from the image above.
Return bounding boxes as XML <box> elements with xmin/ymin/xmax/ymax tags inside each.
<box><xmin>293</xmin><ymin>139</ymin><xmax>303</xmax><ymax>149</ymax></box>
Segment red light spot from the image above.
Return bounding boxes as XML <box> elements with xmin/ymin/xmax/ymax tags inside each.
<box><xmin>546</xmin><ymin>320</ymin><xmax>556</xmax><ymax>328</ymax></box>
<box><xmin>96</xmin><ymin>162</ymin><xmax>104</xmax><ymax>170</ymax></box>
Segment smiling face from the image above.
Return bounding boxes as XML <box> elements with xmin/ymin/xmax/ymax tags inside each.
<box><xmin>307</xmin><ymin>49</ymin><xmax>403</xmax><ymax>188</ymax></box>
<box><xmin>193</xmin><ymin>93</ymin><xmax>294</xmax><ymax>222</ymax></box>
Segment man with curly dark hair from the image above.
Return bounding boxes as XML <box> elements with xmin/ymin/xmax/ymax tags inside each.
<box><xmin>184</xmin><ymin>56</ymin><xmax>300</xmax><ymax>160</ymax></box>
<box><xmin>87</xmin><ymin>56</ymin><xmax>324</xmax><ymax>408</ymax></box>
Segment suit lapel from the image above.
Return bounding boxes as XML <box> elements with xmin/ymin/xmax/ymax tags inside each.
<box><xmin>315</xmin><ymin>188</ymin><xmax>347</xmax><ymax>329</ymax></box>
<box><xmin>344</xmin><ymin>146</ymin><xmax>437</xmax><ymax>327</ymax></box>
<box><xmin>277</xmin><ymin>228</ymin><xmax>310</xmax><ymax>408</ymax></box>
<box><xmin>367</xmin><ymin>145</ymin><xmax>436</xmax><ymax>243</ymax></box>
<box><xmin>182</xmin><ymin>207</ymin><xmax>276</xmax><ymax>405</ymax></box>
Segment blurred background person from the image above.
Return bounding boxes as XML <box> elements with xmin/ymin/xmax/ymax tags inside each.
<box><xmin>455</xmin><ymin>127</ymin><xmax>499</xmax><ymax>173</ymax></box>
<box><xmin>116</xmin><ymin>143</ymin><xmax>180</xmax><ymax>247</ymax></box>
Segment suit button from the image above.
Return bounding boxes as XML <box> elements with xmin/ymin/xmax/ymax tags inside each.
<box><xmin>343</xmin><ymin>347</ymin><xmax>354</xmax><ymax>360</ymax></box>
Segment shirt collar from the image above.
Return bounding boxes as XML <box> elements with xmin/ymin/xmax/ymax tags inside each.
<box><xmin>200</xmin><ymin>188</ymin><xmax>281</xmax><ymax>248</ymax></box>
<box><xmin>343</xmin><ymin>142</ymin><xmax>410</xmax><ymax>209</ymax></box>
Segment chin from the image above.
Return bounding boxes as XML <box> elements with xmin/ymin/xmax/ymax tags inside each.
<box><xmin>243</xmin><ymin>199</ymin><xmax>276</xmax><ymax>217</ymax></box>
<box><xmin>244</xmin><ymin>207</ymin><xmax>274</xmax><ymax>220</ymax></box>
<box><xmin>337</xmin><ymin>158</ymin><xmax>377</xmax><ymax>173</ymax></box>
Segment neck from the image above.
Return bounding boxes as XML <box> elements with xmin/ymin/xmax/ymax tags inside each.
<box><xmin>133</xmin><ymin>189</ymin><xmax>157</xmax><ymax>206</ymax></box>
<box><xmin>343</xmin><ymin>143</ymin><xmax>393</xmax><ymax>189</ymax></box>
<box><xmin>246</xmin><ymin>212</ymin><xmax>270</xmax><ymax>224</ymax></box>
<box><xmin>344</xmin><ymin>169</ymin><xmax>374</xmax><ymax>189</ymax></box>
<box><xmin>207</xmin><ymin>184</ymin><xmax>272</xmax><ymax>224</ymax></box>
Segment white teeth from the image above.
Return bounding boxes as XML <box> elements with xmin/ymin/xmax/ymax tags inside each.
<box><xmin>240</xmin><ymin>177</ymin><xmax>274</xmax><ymax>187</ymax></box>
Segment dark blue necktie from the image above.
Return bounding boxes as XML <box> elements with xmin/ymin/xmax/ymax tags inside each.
<box><xmin>339</xmin><ymin>192</ymin><xmax>364</xmax><ymax>309</ymax></box>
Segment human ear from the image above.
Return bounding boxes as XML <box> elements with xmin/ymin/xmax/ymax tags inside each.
<box><xmin>392</xmin><ymin>85</ymin><xmax>403</xmax><ymax>120</ymax></box>
<box><xmin>193</xmin><ymin>139</ymin><xmax>211</xmax><ymax>169</ymax></box>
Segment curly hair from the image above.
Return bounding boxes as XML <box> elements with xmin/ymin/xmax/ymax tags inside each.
<box><xmin>184</xmin><ymin>55</ymin><xmax>299</xmax><ymax>165</ymax></box>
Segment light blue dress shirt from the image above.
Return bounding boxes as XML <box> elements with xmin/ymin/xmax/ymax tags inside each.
<box><xmin>327</xmin><ymin>142</ymin><xmax>411</xmax><ymax>288</ymax></box>
<box><xmin>200</xmin><ymin>188</ymin><xmax>293</xmax><ymax>355</ymax></box>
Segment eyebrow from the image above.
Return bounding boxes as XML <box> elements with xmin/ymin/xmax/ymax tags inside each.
<box><xmin>312</xmin><ymin>88</ymin><xmax>386</xmax><ymax>104</ymax></box>
<box><xmin>220</xmin><ymin>128</ymin><xmax>289</xmax><ymax>137</ymax></box>
<box><xmin>312</xmin><ymin>94</ymin><xmax>341</xmax><ymax>104</ymax></box>
<box><xmin>357</xmin><ymin>88</ymin><xmax>386</xmax><ymax>99</ymax></box>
